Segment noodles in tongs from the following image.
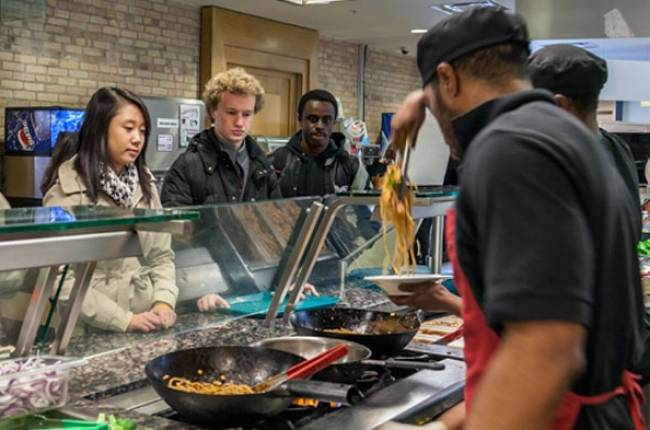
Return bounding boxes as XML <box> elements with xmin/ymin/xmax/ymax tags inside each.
<box><xmin>380</xmin><ymin>128</ymin><xmax>416</xmax><ymax>275</ymax></box>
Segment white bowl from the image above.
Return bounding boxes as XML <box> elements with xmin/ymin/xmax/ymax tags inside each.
<box><xmin>364</xmin><ymin>274</ymin><xmax>453</xmax><ymax>296</ymax></box>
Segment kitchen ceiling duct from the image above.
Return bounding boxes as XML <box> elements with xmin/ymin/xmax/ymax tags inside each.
<box><xmin>516</xmin><ymin>0</ymin><xmax>650</xmax><ymax>38</ymax></box>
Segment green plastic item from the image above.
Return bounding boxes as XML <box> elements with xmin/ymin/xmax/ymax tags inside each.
<box><xmin>0</xmin><ymin>416</ymin><xmax>108</xmax><ymax>430</ymax></box>
<box><xmin>227</xmin><ymin>291</ymin><xmax>338</xmax><ymax>317</ymax></box>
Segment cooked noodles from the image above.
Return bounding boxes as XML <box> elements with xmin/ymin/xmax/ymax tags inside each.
<box><xmin>322</xmin><ymin>328</ymin><xmax>359</xmax><ymax>335</ymax></box>
<box><xmin>380</xmin><ymin>130</ymin><xmax>416</xmax><ymax>275</ymax></box>
<box><xmin>165</xmin><ymin>375</ymin><xmax>254</xmax><ymax>395</ymax></box>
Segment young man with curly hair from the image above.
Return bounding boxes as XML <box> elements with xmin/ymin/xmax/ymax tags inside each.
<box><xmin>161</xmin><ymin>67</ymin><xmax>280</xmax><ymax>206</ymax></box>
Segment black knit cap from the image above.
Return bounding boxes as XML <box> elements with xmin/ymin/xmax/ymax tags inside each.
<box><xmin>417</xmin><ymin>7</ymin><xmax>530</xmax><ymax>87</ymax></box>
<box><xmin>528</xmin><ymin>44</ymin><xmax>608</xmax><ymax>96</ymax></box>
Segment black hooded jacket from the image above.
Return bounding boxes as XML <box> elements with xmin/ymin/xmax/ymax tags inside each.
<box><xmin>161</xmin><ymin>128</ymin><xmax>280</xmax><ymax>207</ymax></box>
<box><xmin>269</xmin><ymin>131</ymin><xmax>364</xmax><ymax>197</ymax></box>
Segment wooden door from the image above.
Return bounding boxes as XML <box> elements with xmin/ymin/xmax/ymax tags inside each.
<box><xmin>201</xmin><ymin>7</ymin><xmax>319</xmax><ymax>136</ymax></box>
<box><xmin>229</xmin><ymin>65</ymin><xmax>300</xmax><ymax>136</ymax></box>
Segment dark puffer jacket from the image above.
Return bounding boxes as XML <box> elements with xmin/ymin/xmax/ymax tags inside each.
<box><xmin>269</xmin><ymin>131</ymin><xmax>367</xmax><ymax>197</ymax></box>
<box><xmin>161</xmin><ymin>129</ymin><xmax>280</xmax><ymax>207</ymax></box>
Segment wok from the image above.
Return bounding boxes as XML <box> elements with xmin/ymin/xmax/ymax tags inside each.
<box><xmin>145</xmin><ymin>346</ymin><xmax>360</xmax><ymax>428</ymax></box>
<box><xmin>253</xmin><ymin>336</ymin><xmax>444</xmax><ymax>384</ymax></box>
<box><xmin>290</xmin><ymin>308</ymin><xmax>421</xmax><ymax>358</ymax></box>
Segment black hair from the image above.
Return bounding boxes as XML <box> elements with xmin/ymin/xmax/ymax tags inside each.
<box><xmin>448</xmin><ymin>42</ymin><xmax>530</xmax><ymax>83</ymax></box>
<box><xmin>569</xmin><ymin>93</ymin><xmax>600</xmax><ymax>119</ymax></box>
<box><xmin>40</xmin><ymin>131</ymin><xmax>79</xmax><ymax>196</ymax></box>
<box><xmin>298</xmin><ymin>89</ymin><xmax>338</xmax><ymax>120</ymax></box>
<box><xmin>74</xmin><ymin>87</ymin><xmax>152</xmax><ymax>204</ymax></box>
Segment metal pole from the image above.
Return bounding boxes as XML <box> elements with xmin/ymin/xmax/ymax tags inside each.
<box><xmin>13</xmin><ymin>266</ymin><xmax>59</xmax><ymax>356</ymax></box>
<box><xmin>51</xmin><ymin>261</ymin><xmax>96</xmax><ymax>355</ymax></box>
<box><xmin>429</xmin><ymin>216</ymin><xmax>445</xmax><ymax>274</ymax></box>
<box><xmin>264</xmin><ymin>202</ymin><xmax>324</xmax><ymax>326</ymax></box>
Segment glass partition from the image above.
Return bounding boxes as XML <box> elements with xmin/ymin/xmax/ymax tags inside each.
<box><xmin>0</xmin><ymin>192</ymin><xmax>457</xmax><ymax>359</ymax></box>
<box><xmin>0</xmin><ymin>205</ymin><xmax>199</xmax><ymax>358</ymax></box>
<box><xmin>0</xmin><ymin>205</ymin><xmax>196</xmax><ymax>235</ymax></box>
<box><xmin>61</xmin><ymin>197</ymin><xmax>339</xmax><ymax>357</ymax></box>
<box><xmin>326</xmin><ymin>187</ymin><xmax>458</xmax><ymax>302</ymax></box>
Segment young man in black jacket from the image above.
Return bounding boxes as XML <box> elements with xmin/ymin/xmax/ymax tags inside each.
<box><xmin>269</xmin><ymin>89</ymin><xmax>368</xmax><ymax>197</ymax></box>
<box><xmin>161</xmin><ymin>67</ymin><xmax>280</xmax><ymax>206</ymax></box>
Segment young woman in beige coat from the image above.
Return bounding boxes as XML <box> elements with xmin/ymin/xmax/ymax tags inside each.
<box><xmin>44</xmin><ymin>87</ymin><xmax>178</xmax><ymax>333</ymax></box>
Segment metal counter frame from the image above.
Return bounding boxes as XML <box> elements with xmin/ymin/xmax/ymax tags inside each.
<box><xmin>266</xmin><ymin>193</ymin><xmax>456</xmax><ymax>325</ymax></box>
<box><xmin>1</xmin><ymin>220</ymin><xmax>193</xmax><ymax>356</ymax></box>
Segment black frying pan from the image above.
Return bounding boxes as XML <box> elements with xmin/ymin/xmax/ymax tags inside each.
<box><xmin>145</xmin><ymin>346</ymin><xmax>360</xmax><ymax>428</ymax></box>
<box><xmin>289</xmin><ymin>308</ymin><xmax>421</xmax><ymax>358</ymax></box>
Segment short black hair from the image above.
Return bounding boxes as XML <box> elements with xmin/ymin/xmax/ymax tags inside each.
<box><xmin>570</xmin><ymin>93</ymin><xmax>600</xmax><ymax>118</ymax></box>
<box><xmin>298</xmin><ymin>89</ymin><xmax>338</xmax><ymax>120</ymax></box>
<box><xmin>448</xmin><ymin>42</ymin><xmax>530</xmax><ymax>83</ymax></box>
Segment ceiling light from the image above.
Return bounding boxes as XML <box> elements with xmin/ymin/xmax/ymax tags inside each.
<box><xmin>641</xmin><ymin>101</ymin><xmax>650</xmax><ymax>108</ymax></box>
<box><xmin>432</xmin><ymin>1</ymin><xmax>506</xmax><ymax>15</ymax></box>
<box><xmin>410</xmin><ymin>29</ymin><xmax>428</xmax><ymax>34</ymax></box>
<box><xmin>277</xmin><ymin>0</ymin><xmax>347</xmax><ymax>5</ymax></box>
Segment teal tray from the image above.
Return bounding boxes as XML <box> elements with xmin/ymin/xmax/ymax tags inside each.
<box><xmin>227</xmin><ymin>291</ymin><xmax>339</xmax><ymax>318</ymax></box>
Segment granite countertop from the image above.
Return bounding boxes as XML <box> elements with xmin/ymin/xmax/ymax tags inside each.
<box><xmin>66</xmin><ymin>285</ymin><xmax>391</xmax><ymax>405</ymax></box>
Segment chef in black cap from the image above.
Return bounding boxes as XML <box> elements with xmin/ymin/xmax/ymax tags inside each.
<box><xmin>528</xmin><ymin>44</ymin><xmax>639</xmax><ymax>203</ymax></box>
<box><xmin>385</xmin><ymin>6</ymin><xmax>645</xmax><ymax>430</ymax></box>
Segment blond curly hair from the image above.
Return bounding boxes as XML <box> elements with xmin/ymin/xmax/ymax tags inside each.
<box><xmin>203</xmin><ymin>67</ymin><xmax>265</xmax><ymax>113</ymax></box>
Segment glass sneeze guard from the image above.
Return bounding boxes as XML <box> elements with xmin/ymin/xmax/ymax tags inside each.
<box><xmin>0</xmin><ymin>205</ymin><xmax>198</xmax><ymax>236</ymax></box>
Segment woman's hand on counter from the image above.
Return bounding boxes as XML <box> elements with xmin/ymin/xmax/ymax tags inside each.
<box><xmin>388</xmin><ymin>281</ymin><xmax>462</xmax><ymax>316</ymax></box>
<box><xmin>152</xmin><ymin>302</ymin><xmax>177</xmax><ymax>329</ymax></box>
<box><xmin>127</xmin><ymin>311</ymin><xmax>163</xmax><ymax>332</ymax></box>
<box><xmin>197</xmin><ymin>293</ymin><xmax>230</xmax><ymax>312</ymax></box>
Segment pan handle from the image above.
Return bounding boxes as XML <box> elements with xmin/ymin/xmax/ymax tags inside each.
<box><xmin>277</xmin><ymin>380</ymin><xmax>363</xmax><ymax>406</ymax></box>
<box><xmin>362</xmin><ymin>359</ymin><xmax>445</xmax><ymax>371</ymax></box>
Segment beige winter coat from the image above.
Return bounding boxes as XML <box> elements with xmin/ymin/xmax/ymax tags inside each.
<box><xmin>0</xmin><ymin>193</ymin><xmax>27</xmax><ymax>302</ymax></box>
<box><xmin>43</xmin><ymin>157</ymin><xmax>177</xmax><ymax>332</ymax></box>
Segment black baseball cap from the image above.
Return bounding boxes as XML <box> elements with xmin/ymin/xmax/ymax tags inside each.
<box><xmin>528</xmin><ymin>44</ymin><xmax>608</xmax><ymax>96</ymax></box>
<box><xmin>417</xmin><ymin>7</ymin><xmax>530</xmax><ymax>87</ymax></box>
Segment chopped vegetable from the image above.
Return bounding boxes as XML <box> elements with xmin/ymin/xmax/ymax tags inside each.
<box><xmin>639</xmin><ymin>239</ymin><xmax>650</xmax><ymax>256</ymax></box>
<box><xmin>0</xmin><ymin>357</ymin><xmax>68</xmax><ymax>417</ymax></box>
<box><xmin>96</xmin><ymin>413</ymin><xmax>151</xmax><ymax>430</ymax></box>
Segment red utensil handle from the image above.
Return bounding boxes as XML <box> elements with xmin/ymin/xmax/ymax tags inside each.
<box><xmin>437</xmin><ymin>325</ymin><xmax>464</xmax><ymax>344</ymax></box>
<box><xmin>287</xmin><ymin>344</ymin><xmax>348</xmax><ymax>380</ymax></box>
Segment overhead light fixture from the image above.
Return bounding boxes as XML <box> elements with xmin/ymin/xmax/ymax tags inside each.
<box><xmin>432</xmin><ymin>1</ymin><xmax>506</xmax><ymax>15</ymax></box>
<box><xmin>277</xmin><ymin>0</ymin><xmax>347</xmax><ymax>5</ymax></box>
<box><xmin>641</xmin><ymin>101</ymin><xmax>650</xmax><ymax>108</ymax></box>
<box><xmin>410</xmin><ymin>29</ymin><xmax>428</xmax><ymax>34</ymax></box>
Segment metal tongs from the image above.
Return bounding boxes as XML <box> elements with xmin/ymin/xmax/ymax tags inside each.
<box><xmin>395</xmin><ymin>132</ymin><xmax>412</xmax><ymax>200</ymax></box>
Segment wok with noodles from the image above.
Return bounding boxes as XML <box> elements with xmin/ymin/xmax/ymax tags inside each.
<box><xmin>380</xmin><ymin>128</ymin><xmax>416</xmax><ymax>275</ymax></box>
<box><xmin>290</xmin><ymin>308</ymin><xmax>421</xmax><ymax>358</ymax></box>
<box><xmin>146</xmin><ymin>346</ymin><xmax>360</xmax><ymax>428</ymax></box>
<box><xmin>146</xmin><ymin>346</ymin><xmax>303</xmax><ymax>427</ymax></box>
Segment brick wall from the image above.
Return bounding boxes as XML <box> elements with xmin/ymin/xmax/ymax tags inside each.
<box><xmin>0</xmin><ymin>0</ymin><xmax>200</xmax><ymax>134</ymax></box>
<box><xmin>318</xmin><ymin>38</ymin><xmax>359</xmax><ymax>120</ymax></box>
<box><xmin>364</xmin><ymin>49</ymin><xmax>420</xmax><ymax>141</ymax></box>
<box><xmin>0</xmin><ymin>2</ymin><xmax>417</xmax><ymax>144</ymax></box>
<box><xmin>318</xmin><ymin>38</ymin><xmax>419</xmax><ymax>141</ymax></box>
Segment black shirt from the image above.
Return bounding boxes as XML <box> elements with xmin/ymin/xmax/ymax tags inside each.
<box><xmin>454</xmin><ymin>90</ymin><xmax>645</xmax><ymax>429</ymax></box>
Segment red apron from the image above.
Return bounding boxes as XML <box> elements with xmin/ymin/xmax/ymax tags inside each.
<box><xmin>445</xmin><ymin>208</ymin><xmax>645</xmax><ymax>430</ymax></box>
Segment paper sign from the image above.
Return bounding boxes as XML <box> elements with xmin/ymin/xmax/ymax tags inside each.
<box><xmin>157</xmin><ymin>118</ymin><xmax>179</xmax><ymax>129</ymax></box>
<box><xmin>157</xmin><ymin>134</ymin><xmax>173</xmax><ymax>152</ymax></box>
<box><xmin>180</xmin><ymin>104</ymin><xmax>201</xmax><ymax>148</ymax></box>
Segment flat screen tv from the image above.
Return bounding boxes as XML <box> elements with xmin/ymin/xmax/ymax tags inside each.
<box><xmin>4</xmin><ymin>107</ymin><xmax>84</xmax><ymax>156</ymax></box>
